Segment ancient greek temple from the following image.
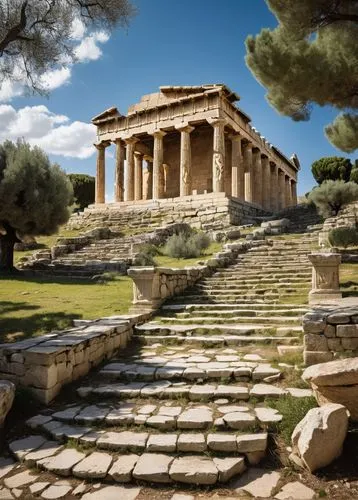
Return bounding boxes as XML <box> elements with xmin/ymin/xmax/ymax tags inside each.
<box><xmin>92</xmin><ymin>84</ymin><xmax>299</xmax><ymax>211</ymax></box>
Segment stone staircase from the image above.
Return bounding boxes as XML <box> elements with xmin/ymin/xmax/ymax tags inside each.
<box><xmin>3</xmin><ymin>230</ymin><xmax>317</xmax><ymax>494</ymax></box>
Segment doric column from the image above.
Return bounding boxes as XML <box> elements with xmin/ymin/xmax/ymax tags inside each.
<box><xmin>291</xmin><ymin>179</ymin><xmax>298</xmax><ymax>206</ymax></box>
<box><xmin>143</xmin><ymin>155</ymin><xmax>153</xmax><ymax>200</ymax></box>
<box><xmin>94</xmin><ymin>141</ymin><xmax>110</xmax><ymax>204</ymax></box>
<box><xmin>114</xmin><ymin>138</ymin><xmax>125</xmax><ymax>202</ymax></box>
<box><xmin>134</xmin><ymin>152</ymin><xmax>143</xmax><ymax>201</ymax></box>
<box><xmin>209</xmin><ymin>118</ymin><xmax>226</xmax><ymax>193</ymax></box>
<box><xmin>243</xmin><ymin>142</ymin><xmax>253</xmax><ymax>203</ymax></box>
<box><xmin>124</xmin><ymin>137</ymin><xmax>138</xmax><ymax>202</ymax></box>
<box><xmin>270</xmin><ymin>162</ymin><xmax>279</xmax><ymax>212</ymax></box>
<box><xmin>151</xmin><ymin>130</ymin><xmax>166</xmax><ymax>199</ymax></box>
<box><xmin>176</xmin><ymin>124</ymin><xmax>194</xmax><ymax>197</ymax></box>
<box><xmin>252</xmin><ymin>148</ymin><xmax>262</xmax><ymax>207</ymax></box>
<box><xmin>285</xmin><ymin>175</ymin><xmax>292</xmax><ymax>207</ymax></box>
<box><xmin>261</xmin><ymin>155</ymin><xmax>271</xmax><ymax>211</ymax></box>
<box><xmin>230</xmin><ymin>133</ymin><xmax>244</xmax><ymax>199</ymax></box>
<box><xmin>278</xmin><ymin>168</ymin><xmax>286</xmax><ymax>210</ymax></box>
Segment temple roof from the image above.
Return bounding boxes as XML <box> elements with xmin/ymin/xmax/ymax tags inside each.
<box><xmin>92</xmin><ymin>107</ymin><xmax>121</xmax><ymax>124</ymax></box>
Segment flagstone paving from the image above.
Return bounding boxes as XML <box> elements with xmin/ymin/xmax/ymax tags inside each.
<box><xmin>0</xmin><ymin>230</ymin><xmax>335</xmax><ymax>498</ymax></box>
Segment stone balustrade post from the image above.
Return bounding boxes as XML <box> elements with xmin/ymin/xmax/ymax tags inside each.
<box><xmin>151</xmin><ymin>130</ymin><xmax>167</xmax><ymax>199</ymax></box>
<box><xmin>261</xmin><ymin>155</ymin><xmax>271</xmax><ymax>211</ymax></box>
<box><xmin>308</xmin><ymin>253</ymin><xmax>342</xmax><ymax>304</ymax></box>
<box><xmin>176</xmin><ymin>124</ymin><xmax>194</xmax><ymax>197</ymax></box>
<box><xmin>94</xmin><ymin>141</ymin><xmax>110</xmax><ymax>204</ymax></box>
<box><xmin>124</xmin><ymin>137</ymin><xmax>139</xmax><ymax>202</ymax></box>
<box><xmin>134</xmin><ymin>152</ymin><xmax>143</xmax><ymax>201</ymax></box>
<box><xmin>230</xmin><ymin>133</ymin><xmax>244</xmax><ymax>199</ymax></box>
<box><xmin>243</xmin><ymin>142</ymin><xmax>253</xmax><ymax>203</ymax></box>
<box><xmin>127</xmin><ymin>267</ymin><xmax>162</xmax><ymax>312</ymax></box>
<box><xmin>209</xmin><ymin>118</ymin><xmax>226</xmax><ymax>193</ymax></box>
<box><xmin>114</xmin><ymin>138</ymin><xmax>125</xmax><ymax>202</ymax></box>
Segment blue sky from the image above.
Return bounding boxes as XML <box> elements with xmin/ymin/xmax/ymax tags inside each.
<box><xmin>0</xmin><ymin>0</ymin><xmax>354</xmax><ymax>199</ymax></box>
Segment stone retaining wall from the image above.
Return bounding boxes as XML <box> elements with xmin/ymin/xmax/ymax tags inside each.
<box><xmin>0</xmin><ymin>313</ymin><xmax>149</xmax><ymax>404</ymax></box>
<box><xmin>303</xmin><ymin>307</ymin><xmax>358</xmax><ymax>365</ymax></box>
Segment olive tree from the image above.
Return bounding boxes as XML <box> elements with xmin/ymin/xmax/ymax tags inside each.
<box><xmin>308</xmin><ymin>180</ymin><xmax>358</xmax><ymax>218</ymax></box>
<box><xmin>0</xmin><ymin>0</ymin><xmax>135</xmax><ymax>95</ymax></box>
<box><xmin>245</xmin><ymin>0</ymin><xmax>358</xmax><ymax>152</ymax></box>
<box><xmin>0</xmin><ymin>140</ymin><xmax>73</xmax><ymax>271</ymax></box>
<box><xmin>68</xmin><ymin>173</ymin><xmax>95</xmax><ymax>210</ymax></box>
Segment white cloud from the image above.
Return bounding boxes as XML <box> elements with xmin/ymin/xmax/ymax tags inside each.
<box><xmin>40</xmin><ymin>67</ymin><xmax>72</xmax><ymax>91</ymax></box>
<box><xmin>74</xmin><ymin>31</ymin><xmax>110</xmax><ymax>62</ymax></box>
<box><xmin>0</xmin><ymin>104</ymin><xmax>96</xmax><ymax>159</ymax></box>
<box><xmin>0</xmin><ymin>28</ymin><xmax>110</xmax><ymax>102</ymax></box>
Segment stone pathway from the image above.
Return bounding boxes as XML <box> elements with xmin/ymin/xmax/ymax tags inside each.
<box><xmin>0</xmin><ymin>231</ymin><xmax>328</xmax><ymax>498</ymax></box>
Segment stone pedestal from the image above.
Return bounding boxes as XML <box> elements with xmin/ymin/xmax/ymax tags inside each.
<box><xmin>127</xmin><ymin>267</ymin><xmax>162</xmax><ymax>312</ymax></box>
<box><xmin>308</xmin><ymin>253</ymin><xmax>342</xmax><ymax>304</ymax></box>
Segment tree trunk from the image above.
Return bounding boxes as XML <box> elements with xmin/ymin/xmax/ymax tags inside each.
<box><xmin>0</xmin><ymin>223</ymin><xmax>20</xmax><ymax>272</ymax></box>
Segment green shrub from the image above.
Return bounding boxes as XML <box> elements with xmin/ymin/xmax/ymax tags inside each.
<box><xmin>164</xmin><ymin>230</ymin><xmax>211</xmax><ymax>259</ymax></box>
<box><xmin>138</xmin><ymin>243</ymin><xmax>160</xmax><ymax>257</ymax></box>
<box><xmin>308</xmin><ymin>180</ymin><xmax>358</xmax><ymax>218</ymax></box>
<box><xmin>328</xmin><ymin>226</ymin><xmax>358</xmax><ymax>248</ymax></box>
<box><xmin>68</xmin><ymin>173</ymin><xmax>95</xmax><ymax>210</ymax></box>
<box><xmin>133</xmin><ymin>252</ymin><xmax>157</xmax><ymax>266</ymax></box>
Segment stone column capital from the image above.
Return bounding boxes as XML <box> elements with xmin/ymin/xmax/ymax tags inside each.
<box><xmin>175</xmin><ymin>123</ymin><xmax>194</xmax><ymax>134</ymax></box>
<box><xmin>124</xmin><ymin>136</ymin><xmax>139</xmax><ymax>145</ymax></box>
<box><xmin>143</xmin><ymin>155</ymin><xmax>153</xmax><ymax>162</ymax></box>
<box><xmin>94</xmin><ymin>140</ymin><xmax>110</xmax><ymax>150</ymax></box>
<box><xmin>242</xmin><ymin>141</ymin><xmax>253</xmax><ymax>151</ymax></box>
<box><xmin>229</xmin><ymin>132</ymin><xmax>241</xmax><ymax>142</ymax></box>
<box><xmin>150</xmin><ymin>130</ymin><xmax>167</xmax><ymax>138</ymax></box>
<box><xmin>134</xmin><ymin>151</ymin><xmax>144</xmax><ymax>158</ymax></box>
<box><xmin>113</xmin><ymin>137</ymin><xmax>124</xmax><ymax>145</ymax></box>
<box><xmin>207</xmin><ymin>117</ymin><xmax>226</xmax><ymax>128</ymax></box>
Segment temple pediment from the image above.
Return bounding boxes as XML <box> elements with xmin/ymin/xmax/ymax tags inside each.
<box><xmin>92</xmin><ymin>107</ymin><xmax>121</xmax><ymax>125</ymax></box>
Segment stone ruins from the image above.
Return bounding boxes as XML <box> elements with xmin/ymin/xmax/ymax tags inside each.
<box><xmin>92</xmin><ymin>85</ymin><xmax>299</xmax><ymax>210</ymax></box>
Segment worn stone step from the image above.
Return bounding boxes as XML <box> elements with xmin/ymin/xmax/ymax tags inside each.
<box><xmin>133</xmin><ymin>334</ymin><xmax>300</xmax><ymax>347</ymax></box>
<box><xmin>158</xmin><ymin>315</ymin><xmax>302</xmax><ymax>326</ymax></box>
<box><xmin>75</xmin><ymin>381</ymin><xmax>311</xmax><ymax>402</ymax></box>
<box><xmin>174</xmin><ymin>308</ymin><xmax>308</xmax><ymax>318</ymax></box>
<box><xmin>162</xmin><ymin>303</ymin><xmax>309</xmax><ymax>312</ymax></box>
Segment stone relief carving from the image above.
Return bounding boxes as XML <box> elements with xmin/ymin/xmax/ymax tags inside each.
<box><xmin>214</xmin><ymin>152</ymin><xmax>224</xmax><ymax>181</ymax></box>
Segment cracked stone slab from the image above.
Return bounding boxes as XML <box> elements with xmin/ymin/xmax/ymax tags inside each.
<box><xmin>97</xmin><ymin>431</ymin><xmax>148</xmax><ymax>452</ymax></box>
<box><xmin>75</xmin><ymin>405</ymin><xmax>109</xmax><ymax>423</ymax></box>
<box><xmin>108</xmin><ymin>454</ymin><xmax>139</xmax><ymax>483</ymax></box>
<box><xmin>234</xmin><ymin>468</ymin><xmax>281</xmax><ymax>498</ymax></box>
<box><xmin>223</xmin><ymin>412</ymin><xmax>256</xmax><ymax>430</ymax></box>
<box><xmin>137</xmin><ymin>405</ymin><xmax>157</xmax><ymax>415</ymax></box>
<box><xmin>189</xmin><ymin>384</ymin><xmax>216</xmax><ymax>401</ymax></box>
<box><xmin>255</xmin><ymin>407</ymin><xmax>283</xmax><ymax>424</ymax></box>
<box><xmin>38</xmin><ymin>449</ymin><xmax>86</xmax><ymax>476</ymax></box>
<box><xmin>0</xmin><ymin>488</ymin><xmax>14</xmax><ymax>499</ymax></box>
<box><xmin>24</xmin><ymin>441</ymin><xmax>63</xmax><ymax>467</ymax></box>
<box><xmin>157</xmin><ymin>406</ymin><xmax>182</xmax><ymax>417</ymax></box>
<box><xmin>213</xmin><ymin>456</ymin><xmax>246</xmax><ymax>482</ymax></box>
<box><xmin>207</xmin><ymin>433</ymin><xmax>237</xmax><ymax>452</ymax></box>
<box><xmin>169</xmin><ymin>456</ymin><xmax>218</xmax><ymax>485</ymax></box>
<box><xmin>105</xmin><ymin>410</ymin><xmax>134</xmax><ymax>425</ymax></box>
<box><xmin>177</xmin><ymin>433</ymin><xmax>207</xmax><ymax>452</ymax></box>
<box><xmin>9</xmin><ymin>435</ymin><xmax>46</xmax><ymax>460</ymax></box>
<box><xmin>52</xmin><ymin>406</ymin><xmax>83</xmax><ymax>422</ymax></box>
<box><xmin>177</xmin><ymin>408</ymin><xmax>212</xmax><ymax>429</ymax></box>
<box><xmin>133</xmin><ymin>453</ymin><xmax>173</xmax><ymax>483</ymax></box>
<box><xmin>275</xmin><ymin>481</ymin><xmax>315</xmax><ymax>499</ymax></box>
<box><xmin>72</xmin><ymin>452</ymin><xmax>113</xmax><ymax>479</ymax></box>
<box><xmin>215</xmin><ymin>385</ymin><xmax>249</xmax><ymax>400</ymax></box>
<box><xmin>4</xmin><ymin>470</ymin><xmax>39</xmax><ymax>489</ymax></box>
<box><xmin>146</xmin><ymin>434</ymin><xmax>177</xmax><ymax>452</ymax></box>
<box><xmin>26</xmin><ymin>414</ymin><xmax>52</xmax><ymax>430</ymax></box>
<box><xmin>146</xmin><ymin>415</ymin><xmax>176</xmax><ymax>430</ymax></box>
<box><xmin>217</xmin><ymin>405</ymin><xmax>250</xmax><ymax>414</ymax></box>
<box><xmin>250</xmin><ymin>384</ymin><xmax>286</xmax><ymax>399</ymax></box>
<box><xmin>30</xmin><ymin>482</ymin><xmax>50</xmax><ymax>494</ymax></box>
<box><xmin>41</xmin><ymin>481</ymin><xmax>72</xmax><ymax>499</ymax></box>
<box><xmin>0</xmin><ymin>458</ymin><xmax>16</xmax><ymax>479</ymax></box>
<box><xmin>81</xmin><ymin>486</ymin><xmax>141</xmax><ymax>500</ymax></box>
<box><xmin>236</xmin><ymin>433</ymin><xmax>268</xmax><ymax>452</ymax></box>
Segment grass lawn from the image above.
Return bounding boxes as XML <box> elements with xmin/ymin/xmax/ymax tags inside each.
<box><xmin>0</xmin><ymin>274</ymin><xmax>132</xmax><ymax>343</ymax></box>
<box><xmin>341</xmin><ymin>262</ymin><xmax>358</xmax><ymax>297</ymax></box>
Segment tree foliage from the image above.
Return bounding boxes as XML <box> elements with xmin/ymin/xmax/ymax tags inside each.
<box><xmin>0</xmin><ymin>140</ymin><xmax>73</xmax><ymax>270</ymax></box>
<box><xmin>68</xmin><ymin>173</ymin><xmax>95</xmax><ymax>210</ymax></box>
<box><xmin>245</xmin><ymin>0</ymin><xmax>358</xmax><ymax>152</ymax></box>
<box><xmin>311</xmin><ymin>156</ymin><xmax>353</xmax><ymax>184</ymax></box>
<box><xmin>328</xmin><ymin>226</ymin><xmax>358</xmax><ymax>248</ymax></box>
<box><xmin>0</xmin><ymin>0</ymin><xmax>135</xmax><ymax>95</ymax></box>
<box><xmin>308</xmin><ymin>180</ymin><xmax>358</xmax><ymax>218</ymax></box>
